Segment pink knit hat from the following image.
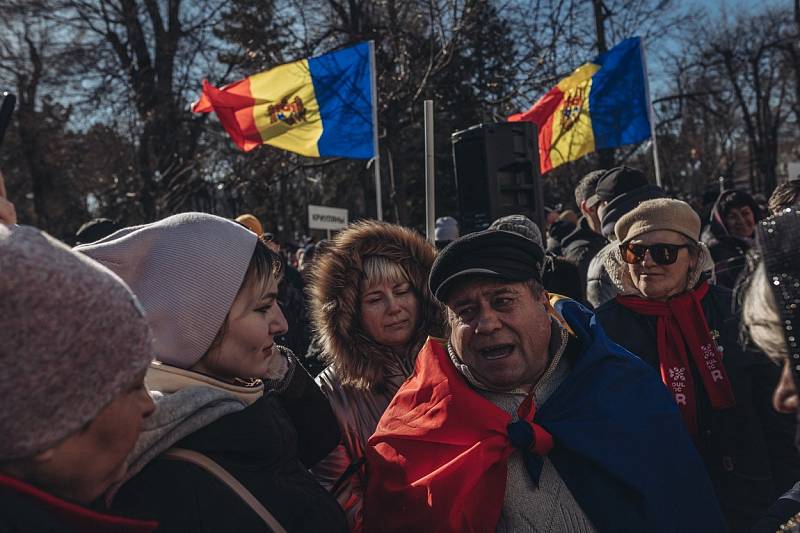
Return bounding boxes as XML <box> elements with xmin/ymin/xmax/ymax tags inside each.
<box><xmin>76</xmin><ymin>212</ymin><xmax>257</xmax><ymax>368</ymax></box>
<box><xmin>0</xmin><ymin>225</ymin><xmax>154</xmax><ymax>459</ymax></box>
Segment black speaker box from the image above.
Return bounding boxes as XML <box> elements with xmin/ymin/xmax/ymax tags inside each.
<box><xmin>451</xmin><ymin>122</ymin><xmax>544</xmax><ymax>235</ymax></box>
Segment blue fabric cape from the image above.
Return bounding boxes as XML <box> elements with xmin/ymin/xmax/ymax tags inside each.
<box><xmin>542</xmin><ymin>297</ymin><xmax>727</xmax><ymax>532</ymax></box>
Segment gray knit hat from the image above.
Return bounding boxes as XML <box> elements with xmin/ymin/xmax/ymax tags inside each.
<box><xmin>489</xmin><ymin>214</ymin><xmax>545</xmax><ymax>250</ymax></box>
<box><xmin>75</xmin><ymin>213</ymin><xmax>257</xmax><ymax>369</ymax></box>
<box><xmin>0</xmin><ymin>225</ymin><xmax>154</xmax><ymax>460</ymax></box>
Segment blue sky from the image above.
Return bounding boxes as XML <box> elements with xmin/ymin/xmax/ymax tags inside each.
<box><xmin>644</xmin><ymin>0</ymin><xmax>789</xmax><ymax>99</ymax></box>
<box><xmin>692</xmin><ymin>0</ymin><xmax>784</xmax><ymax>17</ymax></box>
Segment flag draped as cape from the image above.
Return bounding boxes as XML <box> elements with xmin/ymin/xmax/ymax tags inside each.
<box><xmin>365</xmin><ymin>297</ymin><xmax>727</xmax><ymax>533</ymax></box>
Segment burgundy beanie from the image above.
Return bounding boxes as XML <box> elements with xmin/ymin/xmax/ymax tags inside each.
<box><xmin>75</xmin><ymin>213</ymin><xmax>257</xmax><ymax>369</ymax></box>
<box><xmin>0</xmin><ymin>225</ymin><xmax>154</xmax><ymax>460</ymax></box>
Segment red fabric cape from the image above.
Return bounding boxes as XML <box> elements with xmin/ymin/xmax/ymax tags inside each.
<box><xmin>365</xmin><ymin>338</ymin><xmax>533</xmax><ymax>533</ymax></box>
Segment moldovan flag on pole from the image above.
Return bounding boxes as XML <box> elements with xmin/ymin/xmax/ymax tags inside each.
<box><xmin>509</xmin><ymin>37</ymin><xmax>651</xmax><ymax>174</ymax></box>
<box><xmin>193</xmin><ymin>42</ymin><xmax>376</xmax><ymax>159</ymax></box>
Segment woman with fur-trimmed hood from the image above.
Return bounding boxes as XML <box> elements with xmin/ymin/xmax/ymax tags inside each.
<box><xmin>309</xmin><ymin>220</ymin><xmax>442</xmax><ymax>531</ymax></box>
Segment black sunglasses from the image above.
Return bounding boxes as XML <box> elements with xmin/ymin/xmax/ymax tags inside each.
<box><xmin>620</xmin><ymin>242</ymin><xmax>693</xmax><ymax>265</ymax></box>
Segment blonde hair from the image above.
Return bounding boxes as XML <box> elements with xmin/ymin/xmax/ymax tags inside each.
<box><xmin>742</xmin><ymin>262</ymin><xmax>788</xmax><ymax>363</ymax></box>
<box><xmin>362</xmin><ymin>255</ymin><xmax>410</xmax><ymax>286</ymax></box>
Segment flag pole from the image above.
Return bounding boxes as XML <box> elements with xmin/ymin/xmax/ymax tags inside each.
<box><xmin>369</xmin><ymin>41</ymin><xmax>383</xmax><ymax>221</ymax></box>
<box><xmin>424</xmin><ymin>100</ymin><xmax>435</xmax><ymax>243</ymax></box>
<box><xmin>640</xmin><ymin>37</ymin><xmax>662</xmax><ymax>188</ymax></box>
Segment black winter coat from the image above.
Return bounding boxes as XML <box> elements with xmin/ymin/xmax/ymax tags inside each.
<box><xmin>546</xmin><ymin>219</ymin><xmax>575</xmax><ymax>256</ymax></box>
<box><xmin>542</xmin><ymin>253</ymin><xmax>587</xmax><ymax>306</ymax></box>
<box><xmin>701</xmin><ymin>190</ymin><xmax>757</xmax><ymax>290</ymax></box>
<box><xmin>112</xmin><ymin>369</ymin><xmax>347</xmax><ymax>533</ymax></box>
<box><xmin>750</xmin><ymin>482</ymin><xmax>800</xmax><ymax>533</ymax></box>
<box><xmin>561</xmin><ymin>216</ymin><xmax>608</xmax><ymax>290</ymax></box>
<box><xmin>0</xmin><ymin>473</ymin><xmax>156</xmax><ymax>533</ymax></box>
<box><xmin>596</xmin><ymin>284</ymin><xmax>800</xmax><ymax>533</ymax></box>
<box><xmin>277</xmin><ymin>265</ymin><xmax>314</xmax><ymax>364</ymax></box>
<box><xmin>701</xmin><ymin>227</ymin><xmax>751</xmax><ymax>290</ymax></box>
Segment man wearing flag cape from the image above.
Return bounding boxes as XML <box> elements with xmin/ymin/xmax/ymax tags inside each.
<box><xmin>364</xmin><ymin>229</ymin><xmax>727</xmax><ymax>532</ymax></box>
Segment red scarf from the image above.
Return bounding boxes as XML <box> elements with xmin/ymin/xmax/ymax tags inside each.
<box><xmin>364</xmin><ymin>339</ymin><xmax>552</xmax><ymax>533</ymax></box>
<box><xmin>616</xmin><ymin>281</ymin><xmax>735</xmax><ymax>434</ymax></box>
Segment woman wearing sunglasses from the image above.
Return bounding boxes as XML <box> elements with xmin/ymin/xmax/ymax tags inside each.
<box><xmin>595</xmin><ymin>198</ymin><xmax>800</xmax><ymax>533</ymax></box>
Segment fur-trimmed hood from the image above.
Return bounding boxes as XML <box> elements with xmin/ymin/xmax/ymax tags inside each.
<box><xmin>308</xmin><ymin>220</ymin><xmax>442</xmax><ymax>390</ymax></box>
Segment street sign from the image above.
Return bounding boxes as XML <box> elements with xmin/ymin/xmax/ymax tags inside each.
<box><xmin>308</xmin><ymin>204</ymin><xmax>348</xmax><ymax>231</ymax></box>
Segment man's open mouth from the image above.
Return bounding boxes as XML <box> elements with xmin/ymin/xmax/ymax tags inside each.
<box><xmin>479</xmin><ymin>344</ymin><xmax>515</xmax><ymax>360</ymax></box>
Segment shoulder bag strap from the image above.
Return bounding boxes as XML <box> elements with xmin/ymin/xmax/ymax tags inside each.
<box><xmin>331</xmin><ymin>456</ymin><xmax>366</xmax><ymax>493</ymax></box>
<box><xmin>161</xmin><ymin>448</ymin><xmax>288</xmax><ymax>533</ymax></box>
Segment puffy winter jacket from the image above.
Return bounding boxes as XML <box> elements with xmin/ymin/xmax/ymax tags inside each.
<box><xmin>561</xmin><ymin>216</ymin><xmax>608</xmax><ymax>290</ymax></box>
<box><xmin>306</xmin><ymin>221</ymin><xmax>443</xmax><ymax>531</ymax></box>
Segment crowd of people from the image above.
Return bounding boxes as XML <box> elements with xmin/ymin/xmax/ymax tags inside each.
<box><xmin>3</xmin><ymin>168</ymin><xmax>800</xmax><ymax>533</ymax></box>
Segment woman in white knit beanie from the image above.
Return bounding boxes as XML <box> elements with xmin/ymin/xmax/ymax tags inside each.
<box><xmin>77</xmin><ymin>212</ymin><xmax>346</xmax><ymax>533</ymax></box>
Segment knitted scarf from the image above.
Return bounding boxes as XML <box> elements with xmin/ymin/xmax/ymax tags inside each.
<box><xmin>616</xmin><ymin>282</ymin><xmax>736</xmax><ymax>434</ymax></box>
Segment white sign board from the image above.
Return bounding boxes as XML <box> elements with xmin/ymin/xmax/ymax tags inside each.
<box><xmin>308</xmin><ymin>205</ymin><xmax>348</xmax><ymax>231</ymax></box>
<box><xmin>788</xmin><ymin>162</ymin><xmax>800</xmax><ymax>181</ymax></box>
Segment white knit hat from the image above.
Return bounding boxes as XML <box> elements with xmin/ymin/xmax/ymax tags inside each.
<box><xmin>435</xmin><ymin>216</ymin><xmax>460</xmax><ymax>242</ymax></box>
<box><xmin>76</xmin><ymin>212</ymin><xmax>257</xmax><ymax>368</ymax></box>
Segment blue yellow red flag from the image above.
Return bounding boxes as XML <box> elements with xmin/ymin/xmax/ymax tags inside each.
<box><xmin>193</xmin><ymin>42</ymin><xmax>376</xmax><ymax>159</ymax></box>
<box><xmin>508</xmin><ymin>37</ymin><xmax>651</xmax><ymax>173</ymax></box>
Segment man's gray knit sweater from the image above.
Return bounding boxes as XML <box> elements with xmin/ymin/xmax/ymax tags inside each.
<box><xmin>450</xmin><ymin>320</ymin><xmax>597</xmax><ymax>533</ymax></box>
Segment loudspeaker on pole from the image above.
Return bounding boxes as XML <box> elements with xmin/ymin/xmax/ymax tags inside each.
<box><xmin>451</xmin><ymin>122</ymin><xmax>544</xmax><ymax>235</ymax></box>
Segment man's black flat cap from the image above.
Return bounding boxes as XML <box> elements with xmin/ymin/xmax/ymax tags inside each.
<box><xmin>429</xmin><ymin>229</ymin><xmax>545</xmax><ymax>303</ymax></box>
<box><xmin>595</xmin><ymin>166</ymin><xmax>648</xmax><ymax>201</ymax></box>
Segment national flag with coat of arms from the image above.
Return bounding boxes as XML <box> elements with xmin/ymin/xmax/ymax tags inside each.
<box><xmin>509</xmin><ymin>37</ymin><xmax>652</xmax><ymax>174</ymax></box>
<box><xmin>193</xmin><ymin>42</ymin><xmax>376</xmax><ymax>159</ymax></box>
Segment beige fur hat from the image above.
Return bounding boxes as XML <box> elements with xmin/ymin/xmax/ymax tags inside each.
<box><xmin>615</xmin><ymin>198</ymin><xmax>701</xmax><ymax>243</ymax></box>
